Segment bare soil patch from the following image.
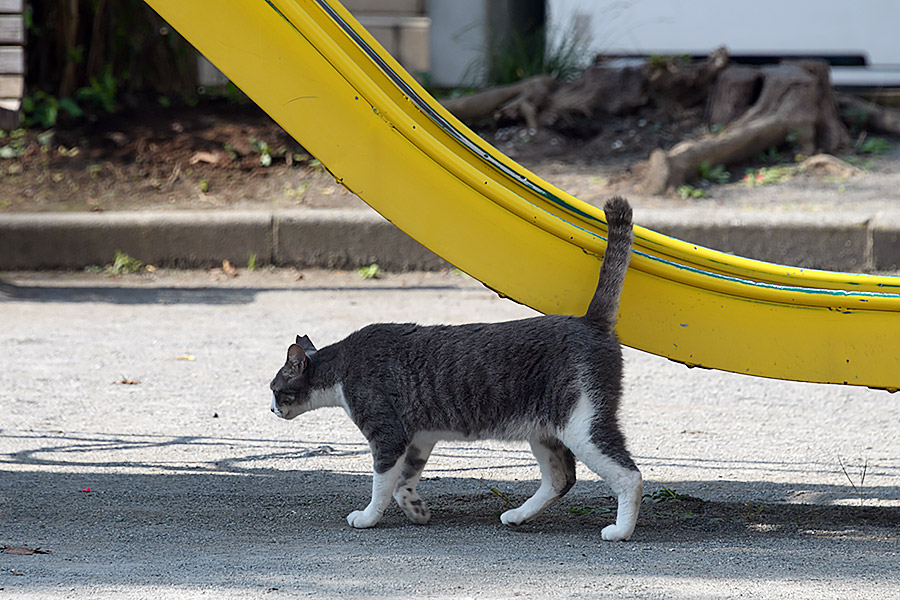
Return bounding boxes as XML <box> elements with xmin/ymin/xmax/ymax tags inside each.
<box><xmin>1</xmin><ymin>98</ymin><xmax>898</xmax><ymax>215</ymax></box>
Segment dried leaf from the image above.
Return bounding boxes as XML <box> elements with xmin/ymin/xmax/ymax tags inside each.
<box><xmin>175</xmin><ymin>354</ymin><xmax>196</xmax><ymax>361</ymax></box>
<box><xmin>116</xmin><ymin>377</ymin><xmax>141</xmax><ymax>385</ymax></box>
<box><xmin>189</xmin><ymin>151</ymin><xmax>220</xmax><ymax>165</ymax></box>
<box><xmin>222</xmin><ymin>260</ymin><xmax>239</xmax><ymax>278</ymax></box>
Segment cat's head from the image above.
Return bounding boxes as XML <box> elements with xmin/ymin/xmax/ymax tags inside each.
<box><xmin>269</xmin><ymin>335</ymin><xmax>318</xmax><ymax>420</ymax></box>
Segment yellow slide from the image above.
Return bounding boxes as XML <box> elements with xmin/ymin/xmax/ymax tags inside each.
<box><xmin>145</xmin><ymin>0</ymin><xmax>900</xmax><ymax>391</ymax></box>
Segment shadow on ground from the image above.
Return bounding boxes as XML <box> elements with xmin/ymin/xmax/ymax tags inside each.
<box><xmin>0</xmin><ymin>279</ymin><xmax>461</xmax><ymax>306</ymax></box>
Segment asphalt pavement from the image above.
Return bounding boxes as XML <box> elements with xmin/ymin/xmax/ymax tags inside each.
<box><xmin>1</xmin><ymin>269</ymin><xmax>898</xmax><ymax>599</ymax></box>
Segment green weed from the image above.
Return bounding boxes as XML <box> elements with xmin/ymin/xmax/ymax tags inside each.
<box><xmin>488</xmin><ymin>23</ymin><xmax>590</xmax><ymax>85</ymax></box>
<box><xmin>756</xmin><ymin>146</ymin><xmax>782</xmax><ymax>164</ymax></box>
<box><xmin>677</xmin><ymin>185</ymin><xmax>708</xmax><ymax>199</ymax></box>
<box><xmin>566</xmin><ymin>505</ymin><xmax>617</xmax><ymax>517</ymax></box>
<box><xmin>643</xmin><ymin>486</ymin><xmax>688</xmax><ymax>504</ymax></box>
<box><xmin>697</xmin><ymin>161</ymin><xmax>730</xmax><ymax>184</ymax></box>
<box><xmin>75</xmin><ymin>64</ymin><xmax>118</xmax><ymax>114</ymax></box>
<box><xmin>358</xmin><ymin>263</ymin><xmax>382</xmax><ymax>280</ymax></box>
<box><xmin>105</xmin><ymin>250</ymin><xmax>144</xmax><ymax>275</ymax></box>
<box><xmin>742</xmin><ymin>165</ymin><xmax>795</xmax><ymax>186</ymax></box>
<box><xmin>741</xmin><ymin>502</ymin><xmax>766</xmax><ymax>523</ymax></box>
<box><xmin>489</xmin><ymin>487</ymin><xmax>513</xmax><ymax>508</ymax></box>
<box><xmin>250</xmin><ymin>138</ymin><xmax>273</xmax><ymax>167</ymax></box>
<box><xmin>858</xmin><ymin>137</ymin><xmax>893</xmax><ymax>155</ymax></box>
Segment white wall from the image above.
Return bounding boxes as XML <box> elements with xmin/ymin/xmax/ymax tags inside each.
<box><xmin>548</xmin><ymin>0</ymin><xmax>900</xmax><ymax>86</ymax></box>
<box><xmin>428</xmin><ymin>0</ymin><xmax>490</xmax><ymax>87</ymax></box>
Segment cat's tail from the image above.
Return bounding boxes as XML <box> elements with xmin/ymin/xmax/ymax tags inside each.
<box><xmin>585</xmin><ymin>196</ymin><xmax>634</xmax><ymax>326</ymax></box>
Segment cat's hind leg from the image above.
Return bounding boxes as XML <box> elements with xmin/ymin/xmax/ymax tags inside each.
<box><xmin>500</xmin><ymin>438</ymin><xmax>576</xmax><ymax>526</ymax></box>
<box><xmin>559</xmin><ymin>396</ymin><xmax>642</xmax><ymax>542</ymax></box>
<box><xmin>393</xmin><ymin>438</ymin><xmax>436</xmax><ymax>525</ymax></box>
<box><xmin>347</xmin><ymin>447</ymin><xmax>407</xmax><ymax>529</ymax></box>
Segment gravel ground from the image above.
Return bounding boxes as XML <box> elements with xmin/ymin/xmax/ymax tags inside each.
<box><xmin>1</xmin><ymin>269</ymin><xmax>898</xmax><ymax>598</ymax></box>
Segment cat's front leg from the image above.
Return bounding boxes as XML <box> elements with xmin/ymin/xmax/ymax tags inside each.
<box><xmin>347</xmin><ymin>450</ymin><xmax>407</xmax><ymax>528</ymax></box>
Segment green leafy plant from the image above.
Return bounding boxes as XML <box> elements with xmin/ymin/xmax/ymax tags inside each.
<box><xmin>697</xmin><ymin>161</ymin><xmax>730</xmax><ymax>184</ymax></box>
<box><xmin>756</xmin><ymin>146</ymin><xmax>782</xmax><ymax>164</ymax></box>
<box><xmin>643</xmin><ymin>487</ymin><xmax>688</xmax><ymax>504</ymax></box>
<box><xmin>677</xmin><ymin>185</ymin><xmax>708</xmax><ymax>199</ymax></box>
<box><xmin>22</xmin><ymin>65</ymin><xmax>120</xmax><ymax>128</ymax></box>
<box><xmin>247</xmin><ymin>252</ymin><xmax>258</xmax><ymax>271</ymax></box>
<box><xmin>0</xmin><ymin>129</ymin><xmax>28</xmax><ymax>159</ymax></box>
<box><xmin>75</xmin><ymin>64</ymin><xmax>118</xmax><ymax>114</ymax></box>
<box><xmin>648</xmin><ymin>54</ymin><xmax>691</xmax><ymax>70</ymax></box>
<box><xmin>22</xmin><ymin>91</ymin><xmax>83</xmax><ymax>128</ymax></box>
<box><xmin>858</xmin><ymin>137</ymin><xmax>893</xmax><ymax>155</ymax></box>
<box><xmin>250</xmin><ymin>138</ymin><xmax>292</xmax><ymax>167</ymax></box>
<box><xmin>250</xmin><ymin>138</ymin><xmax>273</xmax><ymax>167</ymax></box>
<box><xmin>358</xmin><ymin>263</ymin><xmax>382</xmax><ymax>279</ymax></box>
<box><xmin>742</xmin><ymin>165</ymin><xmax>795</xmax><ymax>186</ymax></box>
<box><xmin>105</xmin><ymin>250</ymin><xmax>144</xmax><ymax>275</ymax></box>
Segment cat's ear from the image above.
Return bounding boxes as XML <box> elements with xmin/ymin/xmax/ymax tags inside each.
<box><xmin>295</xmin><ymin>334</ymin><xmax>318</xmax><ymax>358</ymax></box>
<box><xmin>287</xmin><ymin>343</ymin><xmax>308</xmax><ymax>370</ymax></box>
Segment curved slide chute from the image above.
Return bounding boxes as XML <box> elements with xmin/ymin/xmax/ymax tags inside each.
<box><xmin>145</xmin><ymin>0</ymin><xmax>900</xmax><ymax>390</ymax></box>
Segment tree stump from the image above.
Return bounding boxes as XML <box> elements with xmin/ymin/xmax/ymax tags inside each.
<box><xmin>643</xmin><ymin>47</ymin><xmax>729</xmax><ymax>118</ymax></box>
<box><xmin>536</xmin><ymin>63</ymin><xmax>648</xmax><ymax>137</ymax></box>
<box><xmin>644</xmin><ymin>60</ymin><xmax>851</xmax><ymax>193</ymax></box>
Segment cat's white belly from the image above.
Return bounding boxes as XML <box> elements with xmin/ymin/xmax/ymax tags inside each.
<box><xmin>412</xmin><ymin>422</ymin><xmax>553</xmax><ymax>445</ymax></box>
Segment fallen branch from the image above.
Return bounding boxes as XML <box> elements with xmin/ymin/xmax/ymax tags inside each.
<box><xmin>837</xmin><ymin>93</ymin><xmax>900</xmax><ymax>137</ymax></box>
<box><xmin>439</xmin><ymin>75</ymin><xmax>558</xmax><ymax>128</ymax></box>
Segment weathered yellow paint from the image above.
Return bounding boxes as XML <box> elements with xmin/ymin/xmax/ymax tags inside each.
<box><xmin>144</xmin><ymin>0</ymin><xmax>900</xmax><ymax>390</ymax></box>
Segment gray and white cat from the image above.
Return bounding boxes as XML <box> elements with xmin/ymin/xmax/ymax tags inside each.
<box><xmin>269</xmin><ymin>196</ymin><xmax>642</xmax><ymax>541</ymax></box>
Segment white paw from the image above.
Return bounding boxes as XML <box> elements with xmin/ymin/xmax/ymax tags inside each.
<box><xmin>601</xmin><ymin>523</ymin><xmax>631</xmax><ymax>542</ymax></box>
<box><xmin>500</xmin><ymin>508</ymin><xmax>527</xmax><ymax>526</ymax></box>
<box><xmin>346</xmin><ymin>509</ymin><xmax>380</xmax><ymax>529</ymax></box>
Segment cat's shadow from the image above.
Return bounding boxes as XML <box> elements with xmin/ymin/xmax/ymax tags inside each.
<box><xmin>4</xmin><ymin>429</ymin><xmax>897</xmax><ymax>543</ymax></box>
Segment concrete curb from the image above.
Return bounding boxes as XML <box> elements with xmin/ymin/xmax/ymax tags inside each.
<box><xmin>0</xmin><ymin>209</ymin><xmax>448</xmax><ymax>272</ymax></box>
<box><xmin>2</xmin><ymin>207</ymin><xmax>900</xmax><ymax>273</ymax></box>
